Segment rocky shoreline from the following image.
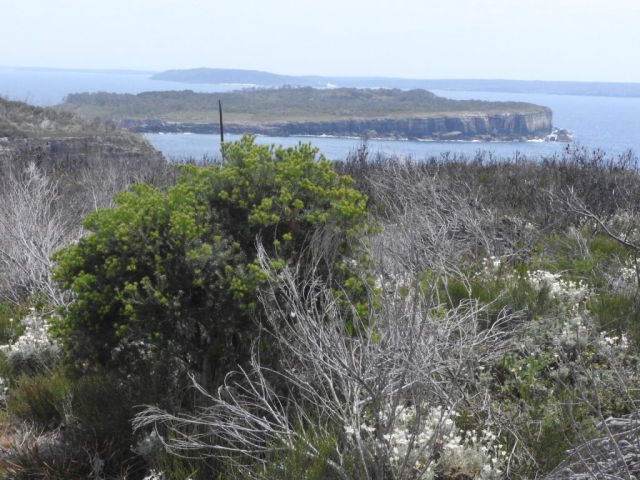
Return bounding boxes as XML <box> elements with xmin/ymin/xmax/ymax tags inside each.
<box><xmin>120</xmin><ymin>110</ymin><xmax>554</xmax><ymax>142</ymax></box>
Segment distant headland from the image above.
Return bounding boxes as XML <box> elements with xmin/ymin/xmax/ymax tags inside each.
<box><xmin>150</xmin><ymin>68</ymin><xmax>640</xmax><ymax>98</ymax></box>
<box><xmin>60</xmin><ymin>87</ymin><xmax>554</xmax><ymax>141</ymax></box>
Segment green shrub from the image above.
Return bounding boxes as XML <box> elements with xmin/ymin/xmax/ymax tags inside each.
<box><xmin>52</xmin><ymin>134</ymin><xmax>369</xmax><ymax>388</ymax></box>
<box><xmin>590</xmin><ymin>293</ymin><xmax>640</xmax><ymax>344</ymax></box>
<box><xmin>515</xmin><ymin>406</ymin><xmax>585</xmax><ymax>477</ymax></box>
<box><xmin>70</xmin><ymin>373</ymin><xmax>136</xmax><ymax>443</ymax></box>
<box><xmin>535</xmin><ymin>231</ymin><xmax>629</xmax><ymax>288</ymax></box>
<box><xmin>66</xmin><ymin>372</ymin><xmax>147</xmax><ymax>478</ymax></box>
<box><xmin>7</xmin><ymin>369</ymin><xmax>71</xmax><ymax>428</ymax></box>
<box><xmin>442</xmin><ymin>261</ymin><xmax>554</xmax><ymax>326</ymax></box>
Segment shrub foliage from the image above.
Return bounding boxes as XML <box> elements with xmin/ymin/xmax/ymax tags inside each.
<box><xmin>51</xmin><ymin>135</ymin><xmax>368</xmax><ymax>384</ymax></box>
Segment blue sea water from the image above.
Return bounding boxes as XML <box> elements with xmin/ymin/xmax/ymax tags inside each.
<box><xmin>1</xmin><ymin>66</ymin><xmax>639</xmax><ymax>161</ymax></box>
<box><xmin>144</xmin><ymin>89</ymin><xmax>640</xmax><ymax>161</ymax></box>
<box><xmin>0</xmin><ymin>66</ymin><xmax>236</xmax><ymax>105</ymax></box>
<box><xmin>144</xmin><ymin>132</ymin><xmax>568</xmax><ymax>162</ymax></box>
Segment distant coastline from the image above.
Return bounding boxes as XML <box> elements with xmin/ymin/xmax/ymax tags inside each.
<box><xmin>151</xmin><ymin>68</ymin><xmax>640</xmax><ymax>98</ymax></box>
<box><xmin>3</xmin><ymin>65</ymin><xmax>640</xmax><ymax>99</ymax></box>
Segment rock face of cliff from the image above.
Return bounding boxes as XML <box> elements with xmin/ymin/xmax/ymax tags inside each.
<box><xmin>125</xmin><ymin>110</ymin><xmax>553</xmax><ymax>141</ymax></box>
<box><xmin>0</xmin><ymin>97</ymin><xmax>163</xmax><ymax>164</ymax></box>
<box><xmin>0</xmin><ymin>135</ymin><xmax>163</xmax><ymax>166</ymax></box>
<box><xmin>245</xmin><ymin>110</ymin><xmax>553</xmax><ymax>140</ymax></box>
<box><xmin>0</xmin><ymin>136</ymin><xmax>165</xmax><ymax>172</ymax></box>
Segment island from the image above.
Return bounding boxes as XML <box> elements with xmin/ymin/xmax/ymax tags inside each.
<box><xmin>60</xmin><ymin>87</ymin><xmax>553</xmax><ymax>141</ymax></box>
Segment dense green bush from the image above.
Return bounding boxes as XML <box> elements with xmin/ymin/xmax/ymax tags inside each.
<box><xmin>52</xmin><ymin>135</ymin><xmax>369</xmax><ymax>386</ymax></box>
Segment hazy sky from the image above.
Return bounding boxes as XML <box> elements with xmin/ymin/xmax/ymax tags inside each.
<box><xmin>2</xmin><ymin>0</ymin><xmax>639</xmax><ymax>82</ymax></box>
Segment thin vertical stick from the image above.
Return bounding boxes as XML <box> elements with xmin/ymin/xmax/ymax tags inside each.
<box><xmin>218</xmin><ymin>99</ymin><xmax>224</xmax><ymax>143</ymax></box>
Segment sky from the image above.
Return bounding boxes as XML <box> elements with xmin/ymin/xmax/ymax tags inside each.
<box><xmin>1</xmin><ymin>0</ymin><xmax>639</xmax><ymax>83</ymax></box>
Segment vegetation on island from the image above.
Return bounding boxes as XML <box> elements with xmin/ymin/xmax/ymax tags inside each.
<box><xmin>0</xmin><ymin>100</ymin><xmax>639</xmax><ymax>479</ymax></box>
<box><xmin>60</xmin><ymin>87</ymin><xmax>549</xmax><ymax>124</ymax></box>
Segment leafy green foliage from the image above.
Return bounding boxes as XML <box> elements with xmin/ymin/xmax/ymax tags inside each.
<box><xmin>5</xmin><ymin>145</ymin><xmax>639</xmax><ymax>479</ymax></box>
<box><xmin>52</xmin><ymin>135</ymin><xmax>369</xmax><ymax>383</ymax></box>
<box><xmin>442</xmin><ymin>263</ymin><xmax>554</xmax><ymax>327</ymax></box>
<box><xmin>590</xmin><ymin>294</ymin><xmax>640</xmax><ymax>344</ymax></box>
<box><xmin>535</xmin><ymin>232</ymin><xmax>628</xmax><ymax>284</ymax></box>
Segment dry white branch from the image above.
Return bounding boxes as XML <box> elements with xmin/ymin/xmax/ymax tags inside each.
<box><xmin>0</xmin><ymin>163</ymin><xmax>83</xmax><ymax>305</ymax></box>
<box><xmin>135</xmin><ymin>239</ymin><xmax>518</xmax><ymax>479</ymax></box>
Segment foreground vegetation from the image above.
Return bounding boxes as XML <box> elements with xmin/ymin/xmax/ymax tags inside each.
<box><xmin>0</xmin><ymin>131</ymin><xmax>639</xmax><ymax>479</ymax></box>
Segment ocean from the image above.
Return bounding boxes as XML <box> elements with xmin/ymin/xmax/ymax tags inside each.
<box><xmin>2</xmin><ymin>66</ymin><xmax>639</xmax><ymax>161</ymax></box>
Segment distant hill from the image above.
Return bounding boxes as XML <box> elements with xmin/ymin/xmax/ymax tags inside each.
<box><xmin>151</xmin><ymin>68</ymin><xmax>328</xmax><ymax>88</ymax></box>
<box><xmin>151</xmin><ymin>68</ymin><xmax>640</xmax><ymax>98</ymax></box>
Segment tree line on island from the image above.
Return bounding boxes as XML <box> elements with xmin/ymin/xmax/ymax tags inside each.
<box><xmin>61</xmin><ymin>87</ymin><xmax>549</xmax><ymax>122</ymax></box>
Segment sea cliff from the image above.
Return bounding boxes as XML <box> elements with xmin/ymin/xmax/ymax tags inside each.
<box><xmin>123</xmin><ymin>110</ymin><xmax>552</xmax><ymax>141</ymax></box>
<box><xmin>0</xmin><ymin>135</ymin><xmax>163</xmax><ymax>164</ymax></box>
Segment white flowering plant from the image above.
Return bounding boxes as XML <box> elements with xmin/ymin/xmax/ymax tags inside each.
<box><xmin>459</xmin><ymin>227</ymin><xmax>640</xmax><ymax>476</ymax></box>
<box><xmin>346</xmin><ymin>404</ymin><xmax>505</xmax><ymax>480</ymax></box>
<box><xmin>0</xmin><ymin>308</ymin><xmax>60</xmax><ymax>376</ymax></box>
<box><xmin>488</xmin><ymin>276</ymin><xmax>640</xmax><ymax>474</ymax></box>
<box><xmin>526</xmin><ymin>269</ymin><xmax>589</xmax><ymax>304</ymax></box>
